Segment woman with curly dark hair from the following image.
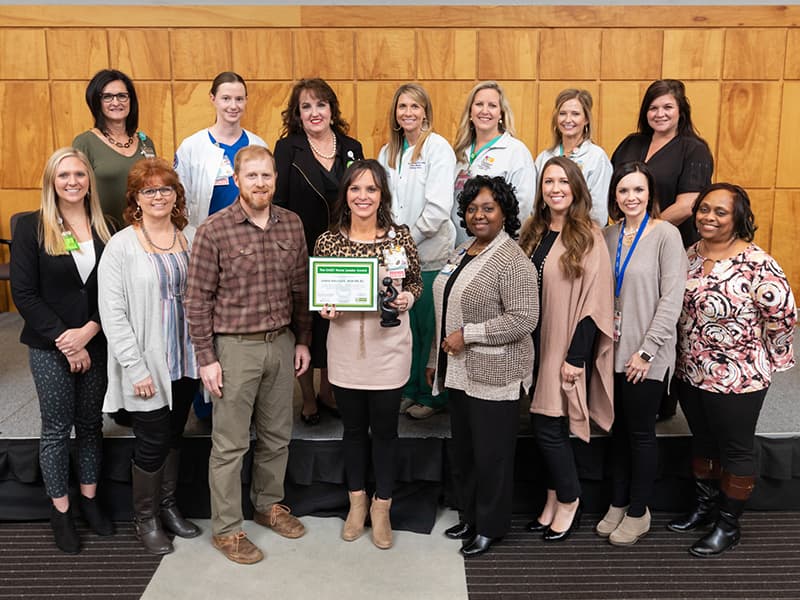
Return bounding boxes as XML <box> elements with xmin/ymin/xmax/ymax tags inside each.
<box><xmin>427</xmin><ymin>175</ymin><xmax>538</xmax><ymax>557</ymax></box>
<box><xmin>98</xmin><ymin>158</ymin><xmax>201</xmax><ymax>555</ymax></box>
<box><xmin>519</xmin><ymin>156</ymin><xmax>614</xmax><ymax>543</ymax></box>
<box><xmin>273</xmin><ymin>78</ymin><xmax>364</xmax><ymax>425</ymax></box>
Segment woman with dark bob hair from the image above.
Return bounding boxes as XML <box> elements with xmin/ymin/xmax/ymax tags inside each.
<box><xmin>274</xmin><ymin>78</ymin><xmax>364</xmax><ymax>426</ymax></box>
<box><xmin>519</xmin><ymin>156</ymin><xmax>614</xmax><ymax>543</ymax></box>
<box><xmin>316</xmin><ymin>159</ymin><xmax>421</xmax><ymax>549</ymax></box>
<box><xmin>73</xmin><ymin>69</ymin><xmax>156</xmax><ymax>228</ymax></box>
<box><xmin>98</xmin><ymin>158</ymin><xmax>201</xmax><ymax>555</ymax></box>
<box><xmin>427</xmin><ymin>175</ymin><xmax>538</xmax><ymax>557</ymax></box>
<box><xmin>596</xmin><ymin>162</ymin><xmax>686</xmax><ymax>545</ymax></box>
<box><xmin>669</xmin><ymin>183</ymin><xmax>795</xmax><ymax>557</ymax></box>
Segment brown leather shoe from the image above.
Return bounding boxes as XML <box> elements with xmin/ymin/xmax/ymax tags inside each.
<box><xmin>212</xmin><ymin>531</ymin><xmax>264</xmax><ymax>564</ymax></box>
<box><xmin>253</xmin><ymin>504</ymin><xmax>306</xmax><ymax>539</ymax></box>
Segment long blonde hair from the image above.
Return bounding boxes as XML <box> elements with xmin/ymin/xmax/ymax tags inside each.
<box><xmin>385</xmin><ymin>83</ymin><xmax>433</xmax><ymax>168</ymax></box>
<box><xmin>39</xmin><ymin>148</ymin><xmax>111</xmax><ymax>256</ymax></box>
<box><xmin>519</xmin><ymin>156</ymin><xmax>594</xmax><ymax>280</ymax></box>
<box><xmin>453</xmin><ymin>81</ymin><xmax>516</xmax><ymax>160</ymax></box>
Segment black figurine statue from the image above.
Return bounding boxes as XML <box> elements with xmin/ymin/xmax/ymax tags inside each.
<box><xmin>379</xmin><ymin>276</ymin><xmax>401</xmax><ymax>328</ymax></box>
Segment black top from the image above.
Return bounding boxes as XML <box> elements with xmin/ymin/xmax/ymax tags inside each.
<box><xmin>438</xmin><ymin>251</ymin><xmax>476</xmax><ymax>379</ymax></box>
<box><xmin>611</xmin><ymin>133</ymin><xmax>713</xmax><ymax>248</ymax></box>
<box><xmin>273</xmin><ymin>132</ymin><xmax>364</xmax><ymax>257</ymax></box>
<box><xmin>10</xmin><ymin>211</ymin><xmax>106</xmax><ymax>350</ymax></box>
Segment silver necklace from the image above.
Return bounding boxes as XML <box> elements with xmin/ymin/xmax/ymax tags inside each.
<box><xmin>141</xmin><ymin>222</ymin><xmax>177</xmax><ymax>252</ymax></box>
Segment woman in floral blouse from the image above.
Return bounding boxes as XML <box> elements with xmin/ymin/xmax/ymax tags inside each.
<box><xmin>671</xmin><ymin>183</ymin><xmax>796</xmax><ymax>557</ymax></box>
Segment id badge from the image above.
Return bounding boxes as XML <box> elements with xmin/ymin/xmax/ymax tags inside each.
<box><xmin>440</xmin><ymin>263</ymin><xmax>457</xmax><ymax>276</ymax></box>
<box><xmin>62</xmin><ymin>231</ymin><xmax>79</xmax><ymax>252</ymax></box>
<box><xmin>214</xmin><ymin>155</ymin><xmax>234</xmax><ymax>186</ymax></box>
<box><xmin>454</xmin><ymin>169</ymin><xmax>470</xmax><ymax>194</ymax></box>
<box><xmin>613</xmin><ymin>309</ymin><xmax>622</xmax><ymax>343</ymax></box>
<box><xmin>384</xmin><ymin>245</ymin><xmax>408</xmax><ymax>279</ymax></box>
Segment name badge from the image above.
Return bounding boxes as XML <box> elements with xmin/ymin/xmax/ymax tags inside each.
<box><xmin>440</xmin><ymin>263</ymin><xmax>457</xmax><ymax>276</ymax></box>
<box><xmin>215</xmin><ymin>155</ymin><xmax>234</xmax><ymax>186</ymax></box>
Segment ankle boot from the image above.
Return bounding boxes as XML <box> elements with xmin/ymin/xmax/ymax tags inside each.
<box><xmin>132</xmin><ymin>461</ymin><xmax>173</xmax><ymax>555</ymax></box>
<box><xmin>668</xmin><ymin>457</ymin><xmax>720</xmax><ymax>532</ymax></box>
<box><xmin>159</xmin><ymin>449</ymin><xmax>201</xmax><ymax>538</ymax></box>
<box><xmin>79</xmin><ymin>494</ymin><xmax>115</xmax><ymax>536</ymax></box>
<box><xmin>689</xmin><ymin>473</ymin><xmax>754</xmax><ymax>558</ymax></box>
<box><xmin>369</xmin><ymin>496</ymin><xmax>393</xmax><ymax>549</ymax></box>
<box><xmin>50</xmin><ymin>505</ymin><xmax>81</xmax><ymax>554</ymax></box>
<box><xmin>342</xmin><ymin>491</ymin><xmax>370</xmax><ymax>541</ymax></box>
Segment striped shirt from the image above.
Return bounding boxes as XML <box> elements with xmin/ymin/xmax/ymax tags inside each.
<box><xmin>185</xmin><ymin>200</ymin><xmax>311</xmax><ymax>367</ymax></box>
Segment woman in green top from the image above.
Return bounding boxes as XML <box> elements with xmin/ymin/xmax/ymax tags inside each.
<box><xmin>73</xmin><ymin>69</ymin><xmax>156</xmax><ymax>229</ymax></box>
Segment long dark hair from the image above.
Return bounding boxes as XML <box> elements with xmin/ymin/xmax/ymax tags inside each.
<box><xmin>85</xmin><ymin>69</ymin><xmax>139</xmax><ymax>136</ymax></box>
<box><xmin>637</xmin><ymin>79</ymin><xmax>699</xmax><ymax>138</ymax></box>
<box><xmin>331</xmin><ymin>160</ymin><xmax>395</xmax><ymax>234</ymax></box>
<box><xmin>280</xmin><ymin>78</ymin><xmax>350</xmax><ymax>138</ymax></box>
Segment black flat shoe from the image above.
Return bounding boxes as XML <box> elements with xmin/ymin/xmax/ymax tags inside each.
<box><xmin>444</xmin><ymin>521</ymin><xmax>475</xmax><ymax>540</ymax></box>
<box><xmin>525</xmin><ymin>519</ymin><xmax>550</xmax><ymax>532</ymax></box>
<box><xmin>543</xmin><ymin>504</ymin><xmax>582</xmax><ymax>542</ymax></box>
<box><xmin>300</xmin><ymin>410</ymin><xmax>320</xmax><ymax>426</ymax></box>
<box><xmin>461</xmin><ymin>534</ymin><xmax>498</xmax><ymax>557</ymax></box>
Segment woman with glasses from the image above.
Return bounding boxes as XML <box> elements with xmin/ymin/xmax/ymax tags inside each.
<box><xmin>73</xmin><ymin>69</ymin><xmax>156</xmax><ymax>229</ymax></box>
<box><xmin>98</xmin><ymin>158</ymin><xmax>200</xmax><ymax>555</ymax></box>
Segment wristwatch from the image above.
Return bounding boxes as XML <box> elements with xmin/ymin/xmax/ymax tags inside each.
<box><xmin>638</xmin><ymin>350</ymin><xmax>654</xmax><ymax>363</ymax></box>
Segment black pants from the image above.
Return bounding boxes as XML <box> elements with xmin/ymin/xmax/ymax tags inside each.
<box><xmin>610</xmin><ymin>373</ymin><xmax>664</xmax><ymax>517</ymax></box>
<box><xmin>332</xmin><ymin>385</ymin><xmax>402</xmax><ymax>500</ymax></box>
<box><xmin>449</xmin><ymin>389</ymin><xmax>519</xmax><ymax>539</ymax></box>
<box><xmin>130</xmin><ymin>378</ymin><xmax>198</xmax><ymax>473</ymax></box>
<box><xmin>677</xmin><ymin>380</ymin><xmax>766</xmax><ymax>476</ymax></box>
<box><xmin>532</xmin><ymin>414</ymin><xmax>581</xmax><ymax>503</ymax></box>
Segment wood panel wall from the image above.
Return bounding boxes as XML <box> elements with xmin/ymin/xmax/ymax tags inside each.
<box><xmin>2</xmin><ymin>5</ymin><xmax>800</xmax><ymax>309</ymax></box>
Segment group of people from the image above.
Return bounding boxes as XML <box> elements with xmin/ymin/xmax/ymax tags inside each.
<box><xmin>10</xmin><ymin>69</ymin><xmax>795</xmax><ymax>567</ymax></box>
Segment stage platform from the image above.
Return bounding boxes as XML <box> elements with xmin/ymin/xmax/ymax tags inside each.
<box><xmin>2</xmin><ymin>312</ymin><xmax>799</xmax><ymax>528</ymax></box>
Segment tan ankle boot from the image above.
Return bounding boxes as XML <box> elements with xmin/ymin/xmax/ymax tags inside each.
<box><xmin>342</xmin><ymin>491</ymin><xmax>369</xmax><ymax>541</ymax></box>
<box><xmin>609</xmin><ymin>507</ymin><xmax>651</xmax><ymax>546</ymax></box>
<box><xmin>596</xmin><ymin>505</ymin><xmax>628</xmax><ymax>538</ymax></box>
<box><xmin>369</xmin><ymin>496</ymin><xmax>392</xmax><ymax>549</ymax></box>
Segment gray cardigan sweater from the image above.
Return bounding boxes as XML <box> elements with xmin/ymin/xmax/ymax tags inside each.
<box><xmin>429</xmin><ymin>230</ymin><xmax>539</xmax><ymax>401</ymax></box>
<box><xmin>98</xmin><ymin>225</ymin><xmax>195</xmax><ymax>413</ymax></box>
<box><xmin>603</xmin><ymin>220</ymin><xmax>687</xmax><ymax>379</ymax></box>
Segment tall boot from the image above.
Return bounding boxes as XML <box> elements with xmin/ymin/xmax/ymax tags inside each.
<box><xmin>159</xmin><ymin>449</ymin><xmax>201</xmax><ymax>538</ymax></box>
<box><xmin>132</xmin><ymin>461</ymin><xmax>173</xmax><ymax>555</ymax></box>
<box><xmin>667</xmin><ymin>457</ymin><xmax>720</xmax><ymax>532</ymax></box>
<box><xmin>342</xmin><ymin>491</ymin><xmax>370</xmax><ymax>542</ymax></box>
<box><xmin>689</xmin><ymin>472</ymin><xmax>754</xmax><ymax>557</ymax></box>
<box><xmin>369</xmin><ymin>496</ymin><xmax>393</xmax><ymax>549</ymax></box>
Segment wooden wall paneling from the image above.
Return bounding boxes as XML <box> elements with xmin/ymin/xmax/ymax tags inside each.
<box><xmin>717</xmin><ymin>82</ymin><xmax>781</xmax><ymax>187</ymax></box>
<box><xmin>683</xmin><ymin>81</ymin><xmax>721</xmax><ymax>158</ymax></box>
<box><xmin>46</xmin><ymin>29</ymin><xmax>108</xmax><ymax>80</ymax></box>
<box><xmin>786</xmin><ymin>29</ymin><xmax>800</xmax><ymax>79</ymax></box>
<box><xmin>294</xmin><ymin>30</ymin><xmax>354</xmax><ymax>80</ymax></box>
<box><xmin>241</xmin><ymin>82</ymin><xmax>294</xmax><ymax>148</ymax></box>
<box><xmin>0</xmin><ymin>189</ymin><xmax>41</xmax><ymax>312</ymax></box>
<box><xmin>329</xmin><ymin>82</ymin><xmax>356</xmax><ymax>144</ymax></box>
<box><xmin>51</xmin><ymin>81</ymin><xmax>91</xmax><ymax>149</ymax></box>
<box><xmin>777</xmin><ymin>82</ymin><xmax>800</xmax><ymax>188</ymax></box>
<box><xmin>477</xmin><ymin>29</ymin><xmax>538</xmax><ymax>80</ymax></box>
<box><xmin>0</xmin><ymin>82</ymin><xmax>53</xmax><ymax>188</ymax></box>
<box><xmin>539</xmin><ymin>29</ymin><xmax>601</xmax><ymax>81</ymax></box>
<box><xmin>170</xmin><ymin>30</ymin><xmax>231</xmax><ymax>80</ymax></box>
<box><xmin>723</xmin><ymin>29</ymin><xmax>786</xmax><ymax>80</ymax></box>
<box><xmin>747</xmin><ymin>189</ymin><xmax>774</xmax><ymax>252</ymax></box>
<box><xmin>355</xmin><ymin>30</ymin><xmax>415</xmax><ymax>80</ymax></box>
<box><xmin>0</xmin><ymin>30</ymin><xmax>47</xmax><ymax>79</ymax></box>
<box><xmin>598</xmin><ymin>81</ymin><xmax>650</xmax><ymax>154</ymax></box>
<box><xmin>662</xmin><ymin>30</ymin><xmax>724</xmax><ymax>80</ymax></box>
<box><xmin>772</xmin><ymin>190</ymin><xmax>800</xmax><ymax>295</ymax></box>
<box><xmin>601</xmin><ymin>29</ymin><xmax>663</xmax><ymax>81</ymax></box>
<box><xmin>232</xmin><ymin>30</ymin><xmax>293</xmax><ymax>81</ymax></box>
<box><xmin>499</xmin><ymin>81</ymin><xmax>538</xmax><ymax>156</ymax></box>
<box><xmin>535</xmin><ymin>82</ymin><xmax>601</xmax><ymax>158</ymax></box>
<box><xmin>355</xmin><ymin>81</ymin><xmax>400</xmax><ymax>158</ymax></box>
<box><xmin>109</xmin><ymin>29</ymin><xmax>171</xmax><ymax>80</ymax></box>
<box><xmin>137</xmin><ymin>82</ymin><xmax>174</xmax><ymax>160</ymax></box>
<box><xmin>172</xmin><ymin>82</ymin><xmax>214</xmax><ymax>148</ymax></box>
<box><xmin>423</xmin><ymin>80</ymin><xmax>479</xmax><ymax>146</ymax></box>
<box><xmin>417</xmin><ymin>30</ymin><xmax>476</xmax><ymax>80</ymax></box>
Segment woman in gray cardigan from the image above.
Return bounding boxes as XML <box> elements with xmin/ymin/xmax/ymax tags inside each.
<box><xmin>98</xmin><ymin>158</ymin><xmax>201</xmax><ymax>555</ymax></box>
<box><xmin>598</xmin><ymin>162</ymin><xmax>687</xmax><ymax>545</ymax></box>
<box><xmin>427</xmin><ymin>176</ymin><xmax>538</xmax><ymax>557</ymax></box>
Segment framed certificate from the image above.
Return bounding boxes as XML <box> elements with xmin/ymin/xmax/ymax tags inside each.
<box><xmin>309</xmin><ymin>257</ymin><xmax>379</xmax><ymax>311</ymax></box>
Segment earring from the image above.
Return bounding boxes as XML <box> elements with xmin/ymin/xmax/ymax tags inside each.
<box><xmin>393</xmin><ymin>124</ymin><xmax>402</xmax><ymax>132</ymax></box>
<box><xmin>133</xmin><ymin>205</ymin><xmax>143</xmax><ymax>221</ymax></box>
<box><xmin>171</xmin><ymin>203</ymin><xmax>180</xmax><ymax>217</ymax></box>
<box><xmin>421</xmin><ymin>118</ymin><xmax>430</xmax><ymax>132</ymax></box>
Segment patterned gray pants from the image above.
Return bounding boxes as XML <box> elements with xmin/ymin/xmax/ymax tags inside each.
<box><xmin>28</xmin><ymin>346</ymin><xmax>107</xmax><ymax>498</ymax></box>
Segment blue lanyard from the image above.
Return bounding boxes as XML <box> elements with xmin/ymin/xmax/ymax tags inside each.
<box><xmin>614</xmin><ymin>213</ymin><xmax>649</xmax><ymax>298</ymax></box>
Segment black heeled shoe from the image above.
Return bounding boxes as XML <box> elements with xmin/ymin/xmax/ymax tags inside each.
<box><xmin>444</xmin><ymin>521</ymin><xmax>475</xmax><ymax>540</ymax></box>
<box><xmin>543</xmin><ymin>503</ymin><xmax>582</xmax><ymax>542</ymax></box>
<box><xmin>317</xmin><ymin>396</ymin><xmax>341</xmax><ymax>419</ymax></box>
<box><xmin>461</xmin><ymin>534</ymin><xmax>498</xmax><ymax>557</ymax></box>
<box><xmin>525</xmin><ymin>519</ymin><xmax>550</xmax><ymax>532</ymax></box>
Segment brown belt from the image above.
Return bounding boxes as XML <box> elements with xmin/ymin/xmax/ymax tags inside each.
<box><xmin>221</xmin><ymin>327</ymin><xmax>288</xmax><ymax>343</ymax></box>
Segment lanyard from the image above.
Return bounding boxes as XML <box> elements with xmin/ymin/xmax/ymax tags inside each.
<box><xmin>614</xmin><ymin>213</ymin><xmax>649</xmax><ymax>298</ymax></box>
<box><xmin>469</xmin><ymin>135</ymin><xmax>502</xmax><ymax>165</ymax></box>
<box><xmin>397</xmin><ymin>138</ymin><xmax>410</xmax><ymax>175</ymax></box>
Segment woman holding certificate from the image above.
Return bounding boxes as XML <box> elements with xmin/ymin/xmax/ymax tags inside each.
<box><xmin>315</xmin><ymin>159</ymin><xmax>422</xmax><ymax>550</ymax></box>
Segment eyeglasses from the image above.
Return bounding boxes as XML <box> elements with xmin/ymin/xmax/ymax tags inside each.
<box><xmin>100</xmin><ymin>92</ymin><xmax>130</xmax><ymax>103</ymax></box>
<box><xmin>139</xmin><ymin>186</ymin><xmax>175</xmax><ymax>198</ymax></box>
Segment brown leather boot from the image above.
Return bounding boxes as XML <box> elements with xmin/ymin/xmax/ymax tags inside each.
<box><xmin>369</xmin><ymin>496</ymin><xmax>393</xmax><ymax>549</ymax></box>
<box><xmin>342</xmin><ymin>491</ymin><xmax>370</xmax><ymax>541</ymax></box>
<box><xmin>160</xmin><ymin>449</ymin><xmax>201</xmax><ymax>538</ymax></box>
<box><xmin>132</xmin><ymin>461</ymin><xmax>173</xmax><ymax>555</ymax></box>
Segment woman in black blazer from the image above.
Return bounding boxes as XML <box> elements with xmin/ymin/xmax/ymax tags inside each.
<box><xmin>11</xmin><ymin>147</ymin><xmax>114</xmax><ymax>553</ymax></box>
<box><xmin>273</xmin><ymin>78</ymin><xmax>363</xmax><ymax>425</ymax></box>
